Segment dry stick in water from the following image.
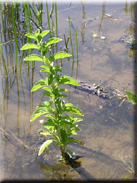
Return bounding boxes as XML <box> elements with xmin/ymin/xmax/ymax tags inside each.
<box><xmin>0</xmin><ymin>127</ymin><xmax>29</xmax><ymax>149</ymax></box>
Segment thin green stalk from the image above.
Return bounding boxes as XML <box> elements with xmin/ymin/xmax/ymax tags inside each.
<box><xmin>12</xmin><ymin>3</ymin><xmax>18</xmax><ymax>72</ymax></box>
<box><xmin>29</xmin><ymin>4</ymin><xmax>37</xmax><ymax>19</ymax></box>
<box><xmin>68</xmin><ymin>17</ymin><xmax>74</xmax><ymax>76</ymax></box>
<box><xmin>23</xmin><ymin>3</ymin><xmax>33</xmax><ymax>68</ymax></box>
<box><xmin>55</xmin><ymin>2</ymin><xmax>58</xmax><ymax>36</ymax></box>
<box><xmin>0</xmin><ymin>45</ymin><xmax>8</xmax><ymax>76</ymax></box>
<box><xmin>16</xmin><ymin>74</ymin><xmax>20</xmax><ymax>137</ymax></box>
<box><xmin>19</xmin><ymin>39</ymin><xmax>24</xmax><ymax>74</ymax></box>
<box><xmin>60</xmin><ymin>46</ymin><xmax>63</xmax><ymax>67</ymax></box>
<box><xmin>75</xmin><ymin>28</ymin><xmax>79</xmax><ymax>78</ymax></box>
<box><xmin>50</xmin><ymin>2</ymin><xmax>55</xmax><ymax>37</ymax></box>
<box><xmin>50</xmin><ymin>2</ymin><xmax>54</xmax><ymax>18</ymax></box>
<box><xmin>75</xmin><ymin>28</ymin><xmax>78</xmax><ymax>62</ymax></box>
<box><xmin>64</xmin><ymin>34</ymin><xmax>70</xmax><ymax>53</ymax></box>
<box><xmin>40</xmin><ymin>3</ymin><xmax>43</xmax><ymax>27</ymax></box>
<box><xmin>46</xmin><ymin>2</ymin><xmax>51</xmax><ymax>37</ymax></box>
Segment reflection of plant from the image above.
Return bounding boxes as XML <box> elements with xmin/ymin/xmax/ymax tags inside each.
<box><xmin>119</xmin><ymin>155</ymin><xmax>135</xmax><ymax>174</ymax></box>
<box><xmin>96</xmin><ymin>141</ymin><xmax>104</xmax><ymax>152</ymax></box>
<box><xmin>21</xmin><ymin>29</ymin><xmax>84</xmax><ymax>163</ymax></box>
<box><xmin>39</xmin><ymin>162</ymin><xmax>80</xmax><ymax>180</ymax></box>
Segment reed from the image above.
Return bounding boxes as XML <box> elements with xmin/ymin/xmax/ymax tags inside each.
<box><xmin>50</xmin><ymin>2</ymin><xmax>55</xmax><ymax>37</ymax></box>
<box><xmin>68</xmin><ymin>16</ymin><xmax>75</xmax><ymax>76</ymax></box>
<box><xmin>37</xmin><ymin>2</ymin><xmax>43</xmax><ymax>28</ymax></box>
<box><xmin>59</xmin><ymin>46</ymin><xmax>63</xmax><ymax>67</ymax></box>
<box><xmin>75</xmin><ymin>28</ymin><xmax>78</xmax><ymax>62</ymax></box>
<box><xmin>0</xmin><ymin>45</ymin><xmax>8</xmax><ymax>76</ymax></box>
<box><xmin>75</xmin><ymin>28</ymin><xmax>79</xmax><ymax>78</ymax></box>
<box><xmin>55</xmin><ymin>2</ymin><xmax>58</xmax><ymax>36</ymax></box>
<box><xmin>23</xmin><ymin>2</ymin><xmax>33</xmax><ymax>68</ymax></box>
<box><xmin>19</xmin><ymin>39</ymin><xmax>24</xmax><ymax>74</ymax></box>
<box><xmin>64</xmin><ymin>34</ymin><xmax>70</xmax><ymax>53</ymax></box>
<box><xmin>11</xmin><ymin>3</ymin><xmax>18</xmax><ymax>72</ymax></box>
<box><xmin>46</xmin><ymin>2</ymin><xmax>51</xmax><ymax>37</ymax></box>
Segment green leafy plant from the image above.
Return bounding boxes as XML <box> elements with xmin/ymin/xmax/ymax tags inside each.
<box><xmin>126</xmin><ymin>90</ymin><xmax>137</xmax><ymax>104</ymax></box>
<box><xmin>20</xmin><ymin>29</ymin><xmax>84</xmax><ymax>163</ymax></box>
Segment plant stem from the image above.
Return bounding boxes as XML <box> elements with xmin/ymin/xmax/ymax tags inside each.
<box><xmin>46</xmin><ymin>2</ymin><xmax>51</xmax><ymax>37</ymax></box>
<box><xmin>12</xmin><ymin>3</ymin><xmax>18</xmax><ymax>72</ymax></box>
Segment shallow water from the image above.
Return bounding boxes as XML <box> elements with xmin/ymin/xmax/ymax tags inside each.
<box><xmin>0</xmin><ymin>1</ymin><xmax>135</xmax><ymax>180</ymax></box>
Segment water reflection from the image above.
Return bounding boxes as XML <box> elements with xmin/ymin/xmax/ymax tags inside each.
<box><xmin>0</xmin><ymin>1</ymin><xmax>135</xmax><ymax>181</ymax></box>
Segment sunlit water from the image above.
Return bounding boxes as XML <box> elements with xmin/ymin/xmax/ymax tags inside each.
<box><xmin>0</xmin><ymin>2</ymin><xmax>135</xmax><ymax>180</ymax></box>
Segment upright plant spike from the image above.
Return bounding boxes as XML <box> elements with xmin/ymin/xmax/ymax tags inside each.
<box><xmin>46</xmin><ymin>3</ymin><xmax>51</xmax><ymax>37</ymax></box>
<box><xmin>55</xmin><ymin>2</ymin><xmax>58</xmax><ymax>37</ymax></box>
<box><xmin>67</xmin><ymin>17</ymin><xmax>75</xmax><ymax>77</ymax></box>
<box><xmin>75</xmin><ymin>28</ymin><xmax>79</xmax><ymax>78</ymax></box>
<box><xmin>20</xmin><ymin>29</ymin><xmax>84</xmax><ymax>163</ymax></box>
<box><xmin>11</xmin><ymin>3</ymin><xmax>18</xmax><ymax>72</ymax></box>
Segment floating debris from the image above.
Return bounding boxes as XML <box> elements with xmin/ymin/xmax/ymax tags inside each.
<box><xmin>105</xmin><ymin>14</ymin><xmax>112</xmax><ymax>18</ymax></box>
<box><xmin>101</xmin><ymin>36</ymin><xmax>106</xmax><ymax>40</ymax></box>
<box><xmin>93</xmin><ymin>34</ymin><xmax>98</xmax><ymax>38</ymax></box>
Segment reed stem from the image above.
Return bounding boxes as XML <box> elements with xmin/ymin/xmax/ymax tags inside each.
<box><xmin>12</xmin><ymin>3</ymin><xmax>18</xmax><ymax>72</ymax></box>
<box><xmin>68</xmin><ymin>16</ymin><xmax>74</xmax><ymax>76</ymax></box>
<box><xmin>46</xmin><ymin>2</ymin><xmax>51</xmax><ymax>37</ymax></box>
<box><xmin>55</xmin><ymin>2</ymin><xmax>58</xmax><ymax>36</ymax></box>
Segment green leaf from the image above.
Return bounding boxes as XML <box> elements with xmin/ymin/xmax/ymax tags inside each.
<box><xmin>65</xmin><ymin>149</ymin><xmax>73</xmax><ymax>158</ymax></box>
<box><xmin>35</xmin><ymin>29</ymin><xmax>40</xmax><ymax>36</ymax></box>
<box><xmin>40</xmin><ymin>131</ymin><xmax>51</xmax><ymax>136</ymax></box>
<box><xmin>45</xmin><ymin>114</ymin><xmax>55</xmax><ymax>119</ymax></box>
<box><xmin>74</xmin><ymin>117</ymin><xmax>83</xmax><ymax>123</ymax></box>
<box><xmin>71</xmin><ymin>130</ymin><xmax>77</xmax><ymax>135</ymax></box>
<box><xmin>31</xmin><ymin>79</ymin><xmax>48</xmax><ymax>92</ymax></box>
<box><xmin>21</xmin><ymin>43</ymin><xmax>39</xmax><ymax>50</ymax></box>
<box><xmin>25</xmin><ymin>33</ymin><xmax>37</xmax><ymax>40</ymax></box>
<box><xmin>43</xmin><ymin>91</ymin><xmax>53</xmax><ymax>97</ymax></box>
<box><xmin>40</xmin><ymin>65</ymin><xmax>50</xmax><ymax>73</ymax></box>
<box><xmin>44</xmin><ymin>126</ymin><xmax>55</xmax><ymax>133</ymax></box>
<box><xmin>59</xmin><ymin>75</ymin><xmax>80</xmax><ymax>86</ymax></box>
<box><xmin>126</xmin><ymin>91</ymin><xmax>137</xmax><ymax>104</ymax></box>
<box><xmin>57</xmin><ymin>94</ymin><xmax>68</xmax><ymax>98</ymax></box>
<box><xmin>67</xmin><ymin>138</ymin><xmax>84</xmax><ymax>146</ymax></box>
<box><xmin>30</xmin><ymin>108</ymin><xmax>49</xmax><ymax>122</ymax></box>
<box><xmin>58</xmin><ymin>88</ymin><xmax>68</xmax><ymax>92</ymax></box>
<box><xmin>43</xmin><ymin>119</ymin><xmax>56</xmax><ymax>126</ymax></box>
<box><xmin>38</xmin><ymin>140</ymin><xmax>53</xmax><ymax>156</ymax></box>
<box><xmin>54</xmin><ymin>51</ymin><xmax>72</xmax><ymax>60</ymax></box>
<box><xmin>45</xmin><ymin>37</ymin><xmax>62</xmax><ymax>47</ymax></box>
<box><xmin>64</xmin><ymin>103</ymin><xmax>84</xmax><ymax>116</ymax></box>
<box><xmin>40</xmin><ymin>30</ymin><xmax>50</xmax><ymax>38</ymax></box>
<box><xmin>43</xmin><ymin>87</ymin><xmax>52</xmax><ymax>92</ymax></box>
<box><xmin>24</xmin><ymin>54</ymin><xmax>43</xmax><ymax>62</ymax></box>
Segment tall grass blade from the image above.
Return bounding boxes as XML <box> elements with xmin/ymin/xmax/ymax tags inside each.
<box><xmin>12</xmin><ymin>3</ymin><xmax>18</xmax><ymax>72</ymax></box>
<box><xmin>23</xmin><ymin>3</ymin><xmax>33</xmax><ymax>68</ymax></box>
<box><xmin>60</xmin><ymin>46</ymin><xmax>63</xmax><ymax>67</ymax></box>
<box><xmin>55</xmin><ymin>2</ymin><xmax>58</xmax><ymax>37</ymax></box>
<box><xmin>0</xmin><ymin>45</ymin><xmax>8</xmax><ymax>76</ymax></box>
<box><xmin>75</xmin><ymin>28</ymin><xmax>79</xmax><ymax>78</ymax></box>
<box><xmin>68</xmin><ymin>16</ymin><xmax>74</xmax><ymax>76</ymax></box>
<box><xmin>46</xmin><ymin>2</ymin><xmax>51</xmax><ymax>37</ymax></box>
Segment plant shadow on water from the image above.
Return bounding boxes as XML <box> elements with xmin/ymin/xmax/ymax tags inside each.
<box><xmin>0</xmin><ymin>1</ymin><xmax>136</xmax><ymax>181</ymax></box>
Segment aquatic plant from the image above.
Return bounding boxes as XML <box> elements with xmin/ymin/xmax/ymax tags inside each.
<box><xmin>119</xmin><ymin>155</ymin><xmax>135</xmax><ymax>174</ymax></box>
<box><xmin>11</xmin><ymin>3</ymin><xmax>18</xmax><ymax>72</ymax></box>
<box><xmin>20</xmin><ymin>29</ymin><xmax>84</xmax><ymax>162</ymax></box>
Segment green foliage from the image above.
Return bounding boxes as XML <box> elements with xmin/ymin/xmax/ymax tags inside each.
<box><xmin>126</xmin><ymin>90</ymin><xmax>137</xmax><ymax>104</ymax></box>
<box><xmin>20</xmin><ymin>29</ymin><xmax>84</xmax><ymax>162</ymax></box>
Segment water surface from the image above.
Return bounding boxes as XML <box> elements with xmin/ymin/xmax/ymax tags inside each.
<box><xmin>0</xmin><ymin>1</ymin><xmax>135</xmax><ymax>180</ymax></box>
